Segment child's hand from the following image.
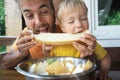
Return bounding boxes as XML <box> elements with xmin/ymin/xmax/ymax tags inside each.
<box><xmin>73</xmin><ymin>33</ymin><xmax>96</xmax><ymax>58</ymax></box>
<box><xmin>42</xmin><ymin>44</ymin><xmax>53</xmax><ymax>57</ymax></box>
<box><xmin>94</xmin><ymin>71</ymin><xmax>112</xmax><ymax>80</ymax></box>
<box><xmin>95</xmin><ymin>54</ymin><xmax>111</xmax><ymax>80</ymax></box>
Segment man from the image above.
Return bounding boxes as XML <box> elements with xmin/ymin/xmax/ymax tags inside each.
<box><xmin>1</xmin><ymin>0</ymin><xmax>96</xmax><ymax>69</ymax></box>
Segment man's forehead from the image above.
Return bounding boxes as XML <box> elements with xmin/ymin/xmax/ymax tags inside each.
<box><xmin>17</xmin><ymin>0</ymin><xmax>50</xmax><ymax>3</ymax></box>
<box><xmin>18</xmin><ymin>0</ymin><xmax>51</xmax><ymax>7</ymax></box>
<box><xmin>19</xmin><ymin>0</ymin><xmax>51</xmax><ymax>12</ymax></box>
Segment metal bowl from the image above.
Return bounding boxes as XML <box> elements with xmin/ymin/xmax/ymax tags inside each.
<box><xmin>16</xmin><ymin>56</ymin><xmax>96</xmax><ymax>80</ymax></box>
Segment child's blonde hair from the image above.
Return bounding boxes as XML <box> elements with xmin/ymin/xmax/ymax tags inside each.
<box><xmin>57</xmin><ymin>0</ymin><xmax>88</xmax><ymax>23</ymax></box>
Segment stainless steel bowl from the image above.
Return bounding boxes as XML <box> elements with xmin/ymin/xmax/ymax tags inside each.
<box><xmin>16</xmin><ymin>56</ymin><xmax>96</xmax><ymax>80</ymax></box>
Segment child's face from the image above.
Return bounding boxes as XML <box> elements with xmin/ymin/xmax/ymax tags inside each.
<box><xmin>60</xmin><ymin>8</ymin><xmax>89</xmax><ymax>34</ymax></box>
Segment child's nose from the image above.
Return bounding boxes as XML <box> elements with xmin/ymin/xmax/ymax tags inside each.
<box><xmin>75</xmin><ymin>20</ymin><xmax>82</xmax><ymax>28</ymax></box>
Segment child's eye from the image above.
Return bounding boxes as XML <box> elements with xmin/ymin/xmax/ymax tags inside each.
<box><xmin>68</xmin><ymin>20</ymin><xmax>74</xmax><ymax>24</ymax></box>
<box><xmin>81</xmin><ymin>17</ymin><xmax>88</xmax><ymax>21</ymax></box>
<box><xmin>81</xmin><ymin>18</ymin><xmax>87</xmax><ymax>20</ymax></box>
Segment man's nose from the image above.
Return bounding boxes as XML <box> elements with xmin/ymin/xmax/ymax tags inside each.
<box><xmin>35</xmin><ymin>15</ymin><xmax>44</xmax><ymax>25</ymax></box>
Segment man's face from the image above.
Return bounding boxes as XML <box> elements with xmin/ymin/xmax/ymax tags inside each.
<box><xmin>19</xmin><ymin>0</ymin><xmax>55</xmax><ymax>34</ymax></box>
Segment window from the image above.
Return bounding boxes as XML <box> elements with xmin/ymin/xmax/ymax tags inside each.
<box><xmin>85</xmin><ymin>0</ymin><xmax>120</xmax><ymax>47</ymax></box>
<box><xmin>0</xmin><ymin>0</ymin><xmax>21</xmax><ymax>52</ymax></box>
<box><xmin>0</xmin><ymin>0</ymin><xmax>6</xmax><ymax>52</ymax></box>
<box><xmin>0</xmin><ymin>0</ymin><xmax>5</xmax><ymax>36</ymax></box>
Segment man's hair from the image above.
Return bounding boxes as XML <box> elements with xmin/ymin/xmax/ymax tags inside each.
<box><xmin>57</xmin><ymin>0</ymin><xmax>88</xmax><ymax>23</ymax></box>
<box><xmin>15</xmin><ymin>0</ymin><xmax>55</xmax><ymax>12</ymax></box>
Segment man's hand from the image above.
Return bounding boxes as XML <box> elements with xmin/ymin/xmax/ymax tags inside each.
<box><xmin>15</xmin><ymin>30</ymin><xmax>37</xmax><ymax>57</ymax></box>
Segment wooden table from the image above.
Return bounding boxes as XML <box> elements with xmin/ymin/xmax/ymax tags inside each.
<box><xmin>0</xmin><ymin>69</ymin><xmax>26</xmax><ymax>80</ymax></box>
<box><xmin>0</xmin><ymin>53</ymin><xmax>25</xmax><ymax>80</ymax></box>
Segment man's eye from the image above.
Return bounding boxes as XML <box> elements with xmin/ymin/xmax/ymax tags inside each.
<box><xmin>41</xmin><ymin>10</ymin><xmax>48</xmax><ymax>16</ymax></box>
<box><xmin>26</xmin><ymin>14</ymin><xmax>33</xmax><ymax>19</ymax></box>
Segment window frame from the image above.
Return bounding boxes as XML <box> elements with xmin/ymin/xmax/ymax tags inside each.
<box><xmin>87</xmin><ymin>0</ymin><xmax>120</xmax><ymax>47</ymax></box>
<box><xmin>5</xmin><ymin>0</ymin><xmax>22</xmax><ymax>36</ymax></box>
<box><xmin>0</xmin><ymin>0</ymin><xmax>21</xmax><ymax>51</ymax></box>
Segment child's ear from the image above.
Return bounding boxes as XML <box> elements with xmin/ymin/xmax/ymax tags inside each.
<box><xmin>60</xmin><ymin>24</ymin><xmax>65</xmax><ymax>33</ymax></box>
<box><xmin>56</xmin><ymin>20</ymin><xmax>65</xmax><ymax>33</ymax></box>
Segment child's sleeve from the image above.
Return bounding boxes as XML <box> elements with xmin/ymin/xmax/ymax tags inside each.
<box><xmin>94</xmin><ymin>42</ymin><xmax>107</xmax><ymax>60</ymax></box>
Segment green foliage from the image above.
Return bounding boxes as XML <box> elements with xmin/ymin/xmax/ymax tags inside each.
<box><xmin>0</xmin><ymin>0</ymin><xmax>5</xmax><ymax>35</ymax></box>
<box><xmin>105</xmin><ymin>9</ymin><xmax>120</xmax><ymax>25</ymax></box>
<box><xmin>0</xmin><ymin>0</ymin><xmax>6</xmax><ymax>52</ymax></box>
<box><xmin>0</xmin><ymin>46</ymin><xmax>6</xmax><ymax>52</ymax></box>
